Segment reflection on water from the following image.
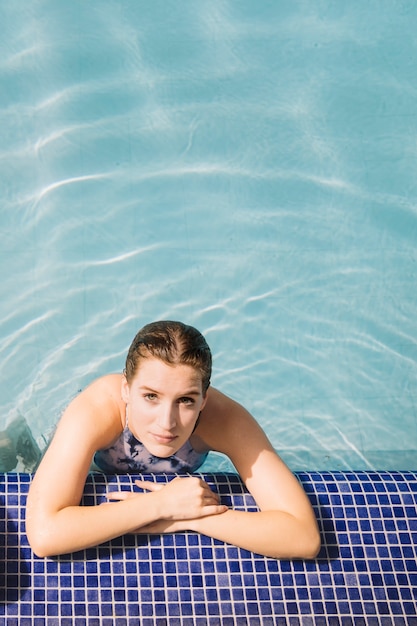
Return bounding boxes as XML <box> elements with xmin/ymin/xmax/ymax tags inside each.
<box><xmin>1</xmin><ymin>2</ymin><xmax>417</xmax><ymax>471</ymax></box>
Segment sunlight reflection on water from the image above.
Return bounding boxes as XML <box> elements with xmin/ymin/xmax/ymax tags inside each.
<box><xmin>1</xmin><ymin>1</ymin><xmax>417</xmax><ymax>471</ymax></box>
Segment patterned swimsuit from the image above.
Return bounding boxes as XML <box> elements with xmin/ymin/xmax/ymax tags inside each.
<box><xmin>94</xmin><ymin>418</ymin><xmax>208</xmax><ymax>474</ymax></box>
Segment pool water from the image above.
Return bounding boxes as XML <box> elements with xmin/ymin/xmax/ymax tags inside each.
<box><xmin>1</xmin><ymin>1</ymin><xmax>417</xmax><ymax>472</ymax></box>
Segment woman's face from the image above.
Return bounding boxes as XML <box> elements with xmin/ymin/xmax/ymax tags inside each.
<box><xmin>121</xmin><ymin>356</ymin><xmax>207</xmax><ymax>457</ymax></box>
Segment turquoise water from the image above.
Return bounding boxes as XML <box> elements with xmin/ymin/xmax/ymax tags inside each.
<box><xmin>1</xmin><ymin>1</ymin><xmax>417</xmax><ymax>471</ymax></box>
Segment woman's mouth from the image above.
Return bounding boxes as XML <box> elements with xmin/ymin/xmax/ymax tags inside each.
<box><xmin>151</xmin><ymin>433</ymin><xmax>178</xmax><ymax>444</ymax></box>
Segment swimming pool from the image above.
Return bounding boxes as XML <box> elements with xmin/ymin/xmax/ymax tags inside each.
<box><xmin>1</xmin><ymin>1</ymin><xmax>417</xmax><ymax>473</ymax></box>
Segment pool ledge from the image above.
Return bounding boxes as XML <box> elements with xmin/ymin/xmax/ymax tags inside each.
<box><xmin>1</xmin><ymin>471</ymin><xmax>417</xmax><ymax>625</ymax></box>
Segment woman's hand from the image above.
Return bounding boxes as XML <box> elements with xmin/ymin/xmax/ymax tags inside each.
<box><xmin>107</xmin><ymin>476</ymin><xmax>228</xmax><ymax>522</ymax></box>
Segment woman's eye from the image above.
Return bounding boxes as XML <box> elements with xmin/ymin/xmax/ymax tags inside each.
<box><xmin>179</xmin><ymin>397</ymin><xmax>194</xmax><ymax>405</ymax></box>
<box><xmin>144</xmin><ymin>393</ymin><xmax>157</xmax><ymax>401</ymax></box>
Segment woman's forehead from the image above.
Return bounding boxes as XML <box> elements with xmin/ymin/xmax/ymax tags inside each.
<box><xmin>133</xmin><ymin>357</ymin><xmax>203</xmax><ymax>389</ymax></box>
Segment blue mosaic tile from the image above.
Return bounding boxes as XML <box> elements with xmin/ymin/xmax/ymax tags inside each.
<box><xmin>1</xmin><ymin>471</ymin><xmax>417</xmax><ymax>624</ymax></box>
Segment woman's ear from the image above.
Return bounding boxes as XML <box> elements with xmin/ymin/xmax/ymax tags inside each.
<box><xmin>121</xmin><ymin>374</ymin><xmax>130</xmax><ymax>404</ymax></box>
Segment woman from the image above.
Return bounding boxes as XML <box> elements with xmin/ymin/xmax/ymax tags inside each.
<box><xmin>26</xmin><ymin>320</ymin><xmax>320</xmax><ymax>559</ymax></box>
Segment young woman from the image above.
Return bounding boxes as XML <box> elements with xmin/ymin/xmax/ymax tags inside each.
<box><xmin>26</xmin><ymin>320</ymin><xmax>320</xmax><ymax>559</ymax></box>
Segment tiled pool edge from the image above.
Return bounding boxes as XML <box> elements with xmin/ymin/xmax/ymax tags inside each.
<box><xmin>1</xmin><ymin>471</ymin><xmax>417</xmax><ymax>625</ymax></box>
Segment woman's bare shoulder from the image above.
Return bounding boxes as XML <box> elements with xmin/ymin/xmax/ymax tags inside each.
<box><xmin>202</xmin><ymin>386</ymin><xmax>252</xmax><ymax>422</ymax></box>
<box><xmin>86</xmin><ymin>372</ymin><xmax>123</xmax><ymax>393</ymax></box>
<box><xmin>196</xmin><ymin>387</ymin><xmax>260</xmax><ymax>448</ymax></box>
<box><xmin>57</xmin><ymin>373</ymin><xmax>125</xmax><ymax>442</ymax></box>
<box><xmin>80</xmin><ymin>373</ymin><xmax>124</xmax><ymax>411</ymax></box>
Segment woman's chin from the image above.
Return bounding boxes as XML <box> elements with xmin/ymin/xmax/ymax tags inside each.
<box><xmin>146</xmin><ymin>435</ymin><xmax>181</xmax><ymax>458</ymax></box>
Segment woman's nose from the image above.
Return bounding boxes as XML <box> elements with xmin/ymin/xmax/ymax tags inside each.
<box><xmin>158</xmin><ymin>403</ymin><xmax>177</xmax><ymax>430</ymax></box>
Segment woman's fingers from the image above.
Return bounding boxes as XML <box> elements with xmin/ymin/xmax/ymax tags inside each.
<box><xmin>202</xmin><ymin>503</ymin><xmax>228</xmax><ymax>516</ymax></box>
<box><xmin>106</xmin><ymin>490</ymin><xmax>132</xmax><ymax>501</ymax></box>
<box><xmin>134</xmin><ymin>479</ymin><xmax>164</xmax><ymax>492</ymax></box>
<box><xmin>106</xmin><ymin>477</ymin><xmax>227</xmax><ymax>519</ymax></box>
<box><xmin>106</xmin><ymin>480</ymin><xmax>162</xmax><ymax>501</ymax></box>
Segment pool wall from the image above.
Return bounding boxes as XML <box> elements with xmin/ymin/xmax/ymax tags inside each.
<box><xmin>1</xmin><ymin>471</ymin><xmax>416</xmax><ymax>625</ymax></box>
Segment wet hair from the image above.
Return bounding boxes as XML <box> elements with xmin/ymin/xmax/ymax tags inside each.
<box><xmin>124</xmin><ymin>321</ymin><xmax>212</xmax><ymax>393</ymax></box>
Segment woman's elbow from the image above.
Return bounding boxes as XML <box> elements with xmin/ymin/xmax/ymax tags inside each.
<box><xmin>275</xmin><ymin>517</ymin><xmax>321</xmax><ymax>561</ymax></box>
<box><xmin>29</xmin><ymin>542</ymin><xmax>55</xmax><ymax>559</ymax></box>
<box><xmin>297</xmin><ymin>523</ymin><xmax>321</xmax><ymax>560</ymax></box>
<box><xmin>304</xmin><ymin>529</ymin><xmax>321</xmax><ymax>559</ymax></box>
<box><xmin>27</xmin><ymin>532</ymin><xmax>54</xmax><ymax>558</ymax></box>
<box><xmin>26</xmin><ymin>521</ymin><xmax>59</xmax><ymax>558</ymax></box>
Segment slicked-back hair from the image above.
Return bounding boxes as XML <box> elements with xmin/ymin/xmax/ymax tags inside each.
<box><xmin>124</xmin><ymin>321</ymin><xmax>212</xmax><ymax>393</ymax></box>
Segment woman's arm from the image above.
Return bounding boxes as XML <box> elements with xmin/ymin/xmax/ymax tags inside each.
<box><xmin>26</xmin><ymin>375</ymin><xmax>225</xmax><ymax>557</ymax></box>
<box><xmin>28</xmin><ymin>472</ymin><xmax>225</xmax><ymax>557</ymax></box>
<box><xmin>190</xmin><ymin>472</ymin><xmax>320</xmax><ymax>559</ymax></box>
<box><xmin>136</xmin><ymin>460</ymin><xmax>320</xmax><ymax>559</ymax></box>
<box><xmin>139</xmin><ymin>510</ymin><xmax>318</xmax><ymax>560</ymax></box>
